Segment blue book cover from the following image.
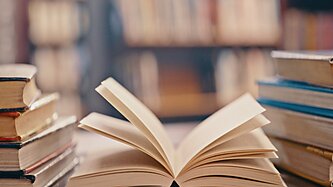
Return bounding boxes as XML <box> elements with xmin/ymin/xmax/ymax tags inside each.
<box><xmin>258</xmin><ymin>78</ymin><xmax>333</xmax><ymax>94</ymax></box>
<box><xmin>258</xmin><ymin>98</ymin><xmax>333</xmax><ymax>119</ymax></box>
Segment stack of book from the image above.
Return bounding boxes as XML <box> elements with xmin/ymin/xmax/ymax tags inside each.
<box><xmin>0</xmin><ymin>64</ymin><xmax>78</xmax><ymax>187</ymax></box>
<box><xmin>257</xmin><ymin>51</ymin><xmax>333</xmax><ymax>186</ymax></box>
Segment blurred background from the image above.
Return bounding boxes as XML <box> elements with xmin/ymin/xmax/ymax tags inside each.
<box><xmin>1</xmin><ymin>0</ymin><xmax>333</xmax><ymax>122</ymax></box>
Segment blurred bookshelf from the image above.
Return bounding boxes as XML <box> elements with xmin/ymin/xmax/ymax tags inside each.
<box><xmin>0</xmin><ymin>0</ymin><xmax>30</xmax><ymax>64</ymax></box>
<box><xmin>3</xmin><ymin>0</ymin><xmax>333</xmax><ymax>121</ymax></box>
<box><xmin>281</xmin><ymin>0</ymin><xmax>333</xmax><ymax>50</ymax></box>
<box><xmin>28</xmin><ymin>0</ymin><xmax>88</xmax><ymax>118</ymax></box>
<box><xmin>87</xmin><ymin>0</ymin><xmax>281</xmax><ymax>121</ymax></box>
<box><xmin>117</xmin><ymin>0</ymin><xmax>280</xmax><ymax>47</ymax></box>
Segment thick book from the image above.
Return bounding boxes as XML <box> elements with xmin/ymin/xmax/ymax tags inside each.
<box><xmin>68</xmin><ymin>78</ymin><xmax>285</xmax><ymax>187</ymax></box>
<box><xmin>0</xmin><ymin>147</ymin><xmax>78</xmax><ymax>187</ymax></box>
<box><xmin>272</xmin><ymin>50</ymin><xmax>333</xmax><ymax>87</ymax></box>
<box><xmin>0</xmin><ymin>64</ymin><xmax>41</xmax><ymax>111</ymax></box>
<box><xmin>263</xmin><ymin>105</ymin><xmax>333</xmax><ymax>152</ymax></box>
<box><xmin>270</xmin><ymin>137</ymin><xmax>333</xmax><ymax>186</ymax></box>
<box><xmin>258</xmin><ymin>78</ymin><xmax>333</xmax><ymax>110</ymax></box>
<box><xmin>0</xmin><ymin>93</ymin><xmax>59</xmax><ymax>141</ymax></box>
<box><xmin>0</xmin><ymin>116</ymin><xmax>76</xmax><ymax>172</ymax></box>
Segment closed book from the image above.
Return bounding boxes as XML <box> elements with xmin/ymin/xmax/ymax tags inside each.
<box><xmin>0</xmin><ymin>64</ymin><xmax>41</xmax><ymax>111</ymax></box>
<box><xmin>272</xmin><ymin>50</ymin><xmax>333</xmax><ymax>87</ymax></box>
<box><xmin>262</xmin><ymin>105</ymin><xmax>333</xmax><ymax>152</ymax></box>
<box><xmin>258</xmin><ymin>78</ymin><xmax>333</xmax><ymax>110</ymax></box>
<box><xmin>270</xmin><ymin>137</ymin><xmax>333</xmax><ymax>186</ymax></box>
<box><xmin>0</xmin><ymin>93</ymin><xmax>59</xmax><ymax>141</ymax></box>
<box><xmin>0</xmin><ymin>147</ymin><xmax>78</xmax><ymax>187</ymax></box>
<box><xmin>0</xmin><ymin>116</ymin><xmax>76</xmax><ymax>171</ymax></box>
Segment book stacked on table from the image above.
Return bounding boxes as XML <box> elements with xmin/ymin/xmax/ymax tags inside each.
<box><xmin>257</xmin><ymin>50</ymin><xmax>333</xmax><ymax>186</ymax></box>
<box><xmin>0</xmin><ymin>64</ymin><xmax>78</xmax><ymax>187</ymax></box>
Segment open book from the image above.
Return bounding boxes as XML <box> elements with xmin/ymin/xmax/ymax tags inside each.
<box><xmin>68</xmin><ymin>78</ymin><xmax>285</xmax><ymax>187</ymax></box>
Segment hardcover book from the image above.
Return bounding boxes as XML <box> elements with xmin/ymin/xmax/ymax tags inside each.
<box><xmin>270</xmin><ymin>137</ymin><xmax>333</xmax><ymax>186</ymax></box>
<box><xmin>0</xmin><ymin>64</ymin><xmax>41</xmax><ymax>111</ymax></box>
<box><xmin>262</xmin><ymin>105</ymin><xmax>333</xmax><ymax>152</ymax></box>
<box><xmin>0</xmin><ymin>93</ymin><xmax>59</xmax><ymax>141</ymax></box>
<box><xmin>0</xmin><ymin>116</ymin><xmax>76</xmax><ymax>172</ymax></box>
<box><xmin>0</xmin><ymin>147</ymin><xmax>78</xmax><ymax>187</ymax></box>
<box><xmin>68</xmin><ymin>78</ymin><xmax>285</xmax><ymax>187</ymax></box>
<box><xmin>272</xmin><ymin>50</ymin><xmax>333</xmax><ymax>87</ymax></box>
<box><xmin>258</xmin><ymin>78</ymin><xmax>333</xmax><ymax>111</ymax></box>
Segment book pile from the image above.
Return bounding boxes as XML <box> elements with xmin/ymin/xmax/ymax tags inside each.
<box><xmin>258</xmin><ymin>51</ymin><xmax>333</xmax><ymax>186</ymax></box>
<box><xmin>67</xmin><ymin>77</ymin><xmax>286</xmax><ymax>186</ymax></box>
<box><xmin>0</xmin><ymin>64</ymin><xmax>78</xmax><ymax>187</ymax></box>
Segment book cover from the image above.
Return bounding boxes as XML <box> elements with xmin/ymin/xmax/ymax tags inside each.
<box><xmin>0</xmin><ymin>64</ymin><xmax>36</xmax><ymax>82</ymax></box>
<box><xmin>0</xmin><ymin>116</ymin><xmax>76</xmax><ymax>149</ymax></box>
<box><xmin>258</xmin><ymin>98</ymin><xmax>333</xmax><ymax>119</ymax></box>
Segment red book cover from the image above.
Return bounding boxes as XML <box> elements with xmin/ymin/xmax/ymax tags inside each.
<box><xmin>0</xmin><ymin>136</ymin><xmax>21</xmax><ymax>142</ymax></box>
<box><xmin>0</xmin><ymin>111</ymin><xmax>20</xmax><ymax>118</ymax></box>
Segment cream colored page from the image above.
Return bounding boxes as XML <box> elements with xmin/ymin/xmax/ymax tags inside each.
<box><xmin>181</xmin><ymin>116</ymin><xmax>271</xmax><ymax>172</ymax></box>
<box><xmin>79</xmin><ymin>112</ymin><xmax>171</xmax><ymax>173</ymax></box>
<box><xmin>188</xmin><ymin>152</ymin><xmax>278</xmax><ymax>171</ymax></box>
<box><xmin>177</xmin><ymin>159</ymin><xmax>282</xmax><ymax>186</ymax></box>
<box><xmin>71</xmin><ymin>144</ymin><xmax>171</xmax><ymax>179</ymax></box>
<box><xmin>97</xmin><ymin>78</ymin><xmax>175</xmax><ymax>173</ymax></box>
<box><xmin>195</xmin><ymin>128</ymin><xmax>277</xmax><ymax>161</ymax></box>
<box><xmin>200</xmin><ymin>114</ymin><xmax>271</xmax><ymax>154</ymax></box>
<box><xmin>176</xmin><ymin>93</ymin><xmax>265</xmax><ymax>175</ymax></box>
<box><xmin>184</xmin><ymin>128</ymin><xmax>277</xmax><ymax>170</ymax></box>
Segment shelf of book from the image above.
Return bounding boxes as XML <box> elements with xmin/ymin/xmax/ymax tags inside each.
<box><xmin>281</xmin><ymin>0</ymin><xmax>333</xmax><ymax>50</ymax></box>
<box><xmin>48</xmin><ymin>0</ymin><xmax>281</xmax><ymax>120</ymax></box>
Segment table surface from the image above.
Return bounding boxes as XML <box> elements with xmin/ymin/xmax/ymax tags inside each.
<box><xmin>74</xmin><ymin>122</ymin><xmax>321</xmax><ymax>187</ymax></box>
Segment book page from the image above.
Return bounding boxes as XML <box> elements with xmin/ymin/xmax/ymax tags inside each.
<box><xmin>69</xmin><ymin>144</ymin><xmax>173</xmax><ymax>187</ymax></box>
<box><xmin>189</xmin><ymin>152</ymin><xmax>277</xmax><ymax>171</ymax></box>
<box><xmin>96</xmin><ymin>78</ymin><xmax>175</xmax><ymax>174</ymax></box>
<box><xmin>176</xmin><ymin>94</ymin><xmax>265</xmax><ymax>175</ymax></box>
<box><xmin>79</xmin><ymin>112</ymin><xmax>172</xmax><ymax>174</ymax></box>
<box><xmin>177</xmin><ymin>159</ymin><xmax>283</xmax><ymax>187</ymax></box>
<box><xmin>199</xmin><ymin>114</ymin><xmax>270</xmax><ymax>155</ymax></box>
<box><xmin>183</xmin><ymin>128</ymin><xmax>277</xmax><ymax>171</ymax></box>
<box><xmin>201</xmin><ymin>128</ymin><xmax>277</xmax><ymax>158</ymax></box>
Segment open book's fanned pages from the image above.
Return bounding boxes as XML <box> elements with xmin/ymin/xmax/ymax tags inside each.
<box><xmin>79</xmin><ymin>112</ymin><xmax>172</xmax><ymax>174</ymax></box>
<box><xmin>70</xmin><ymin>77</ymin><xmax>286</xmax><ymax>187</ymax></box>
<box><xmin>96</xmin><ymin>78</ymin><xmax>175</xmax><ymax>174</ymax></box>
<box><xmin>175</xmin><ymin>94</ymin><xmax>267</xmax><ymax>174</ymax></box>
<box><xmin>67</xmin><ymin>146</ymin><xmax>174</xmax><ymax>187</ymax></box>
